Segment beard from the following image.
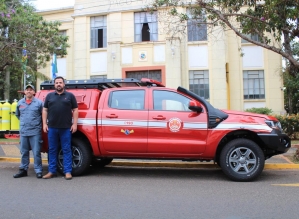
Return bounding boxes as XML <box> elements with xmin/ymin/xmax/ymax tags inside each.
<box><xmin>55</xmin><ymin>86</ymin><xmax>64</xmax><ymax>92</ymax></box>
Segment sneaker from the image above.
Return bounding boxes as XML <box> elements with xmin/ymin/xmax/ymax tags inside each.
<box><xmin>13</xmin><ymin>169</ymin><xmax>28</xmax><ymax>178</ymax></box>
<box><xmin>36</xmin><ymin>172</ymin><xmax>43</xmax><ymax>179</ymax></box>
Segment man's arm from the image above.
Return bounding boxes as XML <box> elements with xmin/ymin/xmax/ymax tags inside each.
<box><xmin>42</xmin><ymin>107</ymin><xmax>48</xmax><ymax>133</ymax></box>
<box><xmin>71</xmin><ymin>108</ymin><xmax>78</xmax><ymax>133</ymax></box>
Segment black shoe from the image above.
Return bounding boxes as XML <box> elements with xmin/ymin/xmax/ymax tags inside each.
<box><xmin>36</xmin><ymin>172</ymin><xmax>43</xmax><ymax>179</ymax></box>
<box><xmin>13</xmin><ymin>169</ymin><xmax>28</xmax><ymax>178</ymax></box>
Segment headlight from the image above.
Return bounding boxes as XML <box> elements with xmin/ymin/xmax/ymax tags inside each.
<box><xmin>265</xmin><ymin>120</ymin><xmax>282</xmax><ymax>131</ymax></box>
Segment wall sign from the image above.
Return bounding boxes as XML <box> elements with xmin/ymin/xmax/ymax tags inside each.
<box><xmin>139</xmin><ymin>51</ymin><xmax>147</xmax><ymax>61</ymax></box>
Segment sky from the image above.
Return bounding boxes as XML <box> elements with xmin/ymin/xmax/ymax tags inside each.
<box><xmin>31</xmin><ymin>0</ymin><xmax>75</xmax><ymax>11</ymax></box>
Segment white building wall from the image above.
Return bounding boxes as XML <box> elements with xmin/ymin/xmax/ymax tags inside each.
<box><xmin>38</xmin><ymin>0</ymin><xmax>284</xmax><ymax>113</ymax></box>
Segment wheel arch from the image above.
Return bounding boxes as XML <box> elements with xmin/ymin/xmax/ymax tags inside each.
<box><xmin>214</xmin><ymin>130</ymin><xmax>265</xmax><ymax>164</ymax></box>
<box><xmin>72</xmin><ymin>131</ymin><xmax>93</xmax><ymax>156</ymax></box>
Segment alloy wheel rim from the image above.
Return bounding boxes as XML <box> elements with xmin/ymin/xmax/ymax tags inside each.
<box><xmin>58</xmin><ymin>146</ymin><xmax>83</xmax><ymax>168</ymax></box>
<box><xmin>228</xmin><ymin>147</ymin><xmax>257</xmax><ymax>174</ymax></box>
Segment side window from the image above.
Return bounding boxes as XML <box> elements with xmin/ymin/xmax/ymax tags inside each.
<box><xmin>189</xmin><ymin>70</ymin><xmax>209</xmax><ymax>99</ymax></box>
<box><xmin>241</xmin><ymin>34</ymin><xmax>260</xmax><ymax>43</ymax></box>
<box><xmin>134</xmin><ymin>12</ymin><xmax>158</xmax><ymax>42</ymax></box>
<box><xmin>243</xmin><ymin>70</ymin><xmax>265</xmax><ymax>99</ymax></box>
<box><xmin>109</xmin><ymin>90</ymin><xmax>145</xmax><ymax>110</ymax></box>
<box><xmin>187</xmin><ymin>9</ymin><xmax>207</xmax><ymax>42</ymax></box>
<box><xmin>153</xmin><ymin>90</ymin><xmax>191</xmax><ymax>111</ymax></box>
<box><xmin>91</xmin><ymin>16</ymin><xmax>107</xmax><ymax>49</ymax></box>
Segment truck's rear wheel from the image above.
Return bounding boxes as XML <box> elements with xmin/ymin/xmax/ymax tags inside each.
<box><xmin>219</xmin><ymin>139</ymin><xmax>265</xmax><ymax>182</ymax></box>
<box><xmin>57</xmin><ymin>138</ymin><xmax>92</xmax><ymax>176</ymax></box>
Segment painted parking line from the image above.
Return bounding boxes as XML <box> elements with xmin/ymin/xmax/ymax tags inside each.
<box><xmin>271</xmin><ymin>183</ymin><xmax>299</xmax><ymax>187</ymax></box>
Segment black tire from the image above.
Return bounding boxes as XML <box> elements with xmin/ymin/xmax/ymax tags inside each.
<box><xmin>92</xmin><ymin>158</ymin><xmax>113</xmax><ymax>168</ymax></box>
<box><xmin>219</xmin><ymin>139</ymin><xmax>265</xmax><ymax>182</ymax></box>
<box><xmin>57</xmin><ymin>138</ymin><xmax>92</xmax><ymax>176</ymax></box>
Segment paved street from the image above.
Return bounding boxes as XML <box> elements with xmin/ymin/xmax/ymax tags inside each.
<box><xmin>1</xmin><ymin>141</ymin><xmax>299</xmax><ymax>218</ymax></box>
<box><xmin>0</xmin><ymin>162</ymin><xmax>299</xmax><ymax>219</ymax></box>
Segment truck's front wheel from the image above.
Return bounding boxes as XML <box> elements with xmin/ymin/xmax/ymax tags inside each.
<box><xmin>57</xmin><ymin>138</ymin><xmax>92</xmax><ymax>176</ymax></box>
<box><xmin>219</xmin><ymin>139</ymin><xmax>265</xmax><ymax>182</ymax></box>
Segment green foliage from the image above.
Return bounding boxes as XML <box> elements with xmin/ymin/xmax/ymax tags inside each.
<box><xmin>245</xmin><ymin>107</ymin><xmax>273</xmax><ymax>115</ymax></box>
<box><xmin>0</xmin><ymin>0</ymin><xmax>70</xmax><ymax>100</ymax></box>
<box><xmin>275</xmin><ymin>114</ymin><xmax>299</xmax><ymax>138</ymax></box>
<box><xmin>282</xmin><ymin>70</ymin><xmax>299</xmax><ymax>114</ymax></box>
<box><xmin>146</xmin><ymin>0</ymin><xmax>299</xmax><ymax>74</ymax></box>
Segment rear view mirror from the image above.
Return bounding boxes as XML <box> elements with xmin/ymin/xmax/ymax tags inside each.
<box><xmin>188</xmin><ymin>100</ymin><xmax>203</xmax><ymax>113</ymax></box>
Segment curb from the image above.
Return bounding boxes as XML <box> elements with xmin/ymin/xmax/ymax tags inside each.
<box><xmin>0</xmin><ymin>142</ymin><xmax>19</xmax><ymax>145</ymax></box>
<box><xmin>1</xmin><ymin>157</ymin><xmax>299</xmax><ymax>169</ymax></box>
<box><xmin>264</xmin><ymin>164</ymin><xmax>299</xmax><ymax>169</ymax></box>
<box><xmin>0</xmin><ymin>157</ymin><xmax>48</xmax><ymax>163</ymax></box>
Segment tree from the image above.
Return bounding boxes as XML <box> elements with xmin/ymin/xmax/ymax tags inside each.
<box><xmin>282</xmin><ymin>41</ymin><xmax>299</xmax><ymax>114</ymax></box>
<box><xmin>147</xmin><ymin>0</ymin><xmax>299</xmax><ymax>76</ymax></box>
<box><xmin>0</xmin><ymin>0</ymin><xmax>69</xmax><ymax>100</ymax></box>
<box><xmin>282</xmin><ymin>71</ymin><xmax>299</xmax><ymax>114</ymax></box>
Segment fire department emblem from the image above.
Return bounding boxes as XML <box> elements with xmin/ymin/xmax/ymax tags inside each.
<box><xmin>168</xmin><ymin>118</ymin><xmax>182</xmax><ymax>132</ymax></box>
<box><xmin>121</xmin><ymin>129</ymin><xmax>134</xmax><ymax>135</ymax></box>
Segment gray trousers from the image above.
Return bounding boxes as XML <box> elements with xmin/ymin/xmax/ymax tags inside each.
<box><xmin>19</xmin><ymin>134</ymin><xmax>43</xmax><ymax>173</ymax></box>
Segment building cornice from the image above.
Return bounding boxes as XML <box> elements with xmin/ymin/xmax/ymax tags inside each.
<box><xmin>120</xmin><ymin>41</ymin><xmax>166</xmax><ymax>47</ymax></box>
<box><xmin>58</xmin><ymin>18</ymin><xmax>74</xmax><ymax>23</ymax></box>
<box><xmin>71</xmin><ymin>5</ymin><xmax>143</xmax><ymax>18</ymax></box>
<box><xmin>108</xmin><ymin>41</ymin><xmax>123</xmax><ymax>45</ymax></box>
<box><xmin>36</xmin><ymin>6</ymin><xmax>74</xmax><ymax>15</ymax></box>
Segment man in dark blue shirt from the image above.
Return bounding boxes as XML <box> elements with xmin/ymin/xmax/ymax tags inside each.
<box><xmin>42</xmin><ymin>76</ymin><xmax>78</xmax><ymax>180</ymax></box>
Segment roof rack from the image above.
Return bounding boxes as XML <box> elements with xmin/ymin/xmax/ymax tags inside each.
<box><xmin>40</xmin><ymin>78</ymin><xmax>165</xmax><ymax>90</ymax></box>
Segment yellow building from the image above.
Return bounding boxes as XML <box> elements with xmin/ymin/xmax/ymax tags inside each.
<box><xmin>38</xmin><ymin>0</ymin><xmax>284</xmax><ymax>114</ymax></box>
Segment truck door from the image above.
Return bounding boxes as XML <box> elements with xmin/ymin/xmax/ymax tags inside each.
<box><xmin>148</xmin><ymin>89</ymin><xmax>207</xmax><ymax>155</ymax></box>
<box><xmin>100</xmin><ymin>89</ymin><xmax>148</xmax><ymax>154</ymax></box>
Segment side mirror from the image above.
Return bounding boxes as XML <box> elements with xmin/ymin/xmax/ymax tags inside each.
<box><xmin>188</xmin><ymin>100</ymin><xmax>203</xmax><ymax>113</ymax></box>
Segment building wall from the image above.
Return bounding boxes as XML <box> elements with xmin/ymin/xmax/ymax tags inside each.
<box><xmin>38</xmin><ymin>8</ymin><xmax>74</xmax><ymax>81</ymax></box>
<box><xmin>38</xmin><ymin>0</ymin><xmax>284</xmax><ymax>114</ymax></box>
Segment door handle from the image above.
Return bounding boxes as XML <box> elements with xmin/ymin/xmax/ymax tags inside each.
<box><xmin>106</xmin><ymin>114</ymin><xmax>118</xmax><ymax>118</ymax></box>
<box><xmin>152</xmin><ymin>115</ymin><xmax>166</xmax><ymax>120</ymax></box>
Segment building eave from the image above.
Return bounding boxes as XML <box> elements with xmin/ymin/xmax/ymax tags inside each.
<box><xmin>36</xmin><ymin>6</ymin><xmax>74</xmax><ymax>15</ymax></box>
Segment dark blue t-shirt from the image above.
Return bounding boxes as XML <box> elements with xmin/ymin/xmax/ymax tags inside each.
<box><xmin>44</xmin><ymin>91</ymin><xmax>78</xmax><ymax>128</ymax></box>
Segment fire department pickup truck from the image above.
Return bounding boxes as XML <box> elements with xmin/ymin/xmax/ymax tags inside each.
<box><xmin>36</xmin><ymin>78</ymin><xmax>291</xmax><ymax>182</ymax></box>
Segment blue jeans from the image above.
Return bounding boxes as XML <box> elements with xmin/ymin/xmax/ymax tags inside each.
<box><xmin>19</xmin><ymin>134</ymin><xmax>43</xmax><ymax>173</ymax></box>
<box><xmin>48</xmin><ymin>128</ymin><xmax>72</xmax><ymax>174</ymax></box>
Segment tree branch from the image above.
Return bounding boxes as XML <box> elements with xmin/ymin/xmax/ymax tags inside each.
<box><xmin>198</xmin><ymin>1</ymin><xmax>299</xmax><ymax>68</ymax></box>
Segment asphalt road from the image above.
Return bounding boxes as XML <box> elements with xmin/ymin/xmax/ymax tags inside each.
<box><xmin>0</xmin><ymin>162</ymin><xmax>299</xmax><ymax>219</ymax></box>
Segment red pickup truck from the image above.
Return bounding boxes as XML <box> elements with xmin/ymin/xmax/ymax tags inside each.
<box><xmin>36</xmin><ymin>78</ymin><xmax>290</xmax><ymax>181</ymax></box>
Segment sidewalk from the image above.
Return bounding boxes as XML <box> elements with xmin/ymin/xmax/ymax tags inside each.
<box><xmin>0</xmin><ymin>142</ymin><xmax>298</xmax><ymax>169</ymax></box>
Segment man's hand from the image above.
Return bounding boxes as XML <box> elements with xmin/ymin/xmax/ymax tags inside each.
<box><xmin>70</xmin><ymin>124</ymin><xmax>77</xmax><ymax>133</ymax></box>
<box><xmin>43</xmin><ymin>124</ymin><xmax>48</xmax><ymax>133</ymax></box>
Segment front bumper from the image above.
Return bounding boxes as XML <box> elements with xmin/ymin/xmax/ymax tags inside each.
<box><xmin>257</xmin><ymin>132</ymin><xmax>291</xmax><ymax>155</ymax></box>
